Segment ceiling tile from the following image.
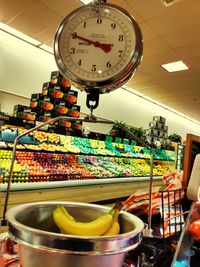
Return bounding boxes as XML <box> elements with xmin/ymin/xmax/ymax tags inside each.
<box><xmin>147</xmin><ymin>0</ymin><xmax>200</xmax><ymax>35</ymax></box>
<box><xmin>139</xmin><ymin>22</ymin><xmax>158</xmax><ymax>41</ymax></box>
<box><xmin>0</xmin><ymin>0</ymin><xmax>34</xmax><ymax>23</ymax></box>
<box><xmin>143</xmin><ymin>49</ymin><xmax>179</xmax><ymax>67</ymax></box>
<box><xmin>8</xmin><ymin>1</ymin><xmax>62</xmax><ymax>36</ymax></box>
<box><xmin>39</xmin><ymin>0</ymin><xmax>81</xmax><ymax>16</ymax></box>
<box><xmin>163</xmin><ymin>25</ymin><xmax>200</xmax><ymax>49</ymax></box>
<box><xmin>122</xmin><ymin>0</ymin><xmax>167</xmax><ymax>20</ymax></box>
<box><xmin>34</xmin><ymin>26</ymin><xmax>58</xmax><ymax>43</ymax></box>
<box><xmin>143</xmin><ymin>36</ymin><xmax>172</xmax><ymax>55</ymax></box>
<box><xmin>176</xmin><ymin>42</ymin><xmax>200</xmax><ymax>60</ymax></box>
<box><xmin>44</xmin><ymin>38</ymin><xmax>54</xmax><ymax>47</ymax></box>
<box><xmin>184</xmin><ymin>55</ymin><xmax>200</xmax><ymax>70</ymax></box>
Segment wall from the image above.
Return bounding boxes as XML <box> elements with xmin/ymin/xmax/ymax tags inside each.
<box><xmin>1</xmin><ymin>30</ymin><xmax>200</xmax><ymax>140</ymax></box>
<box><xmin>0</xmin><ymin>31</ymin><xmax>57</xmax><ymax>96</ymax></box>
<box><xmin>0</xmin><ymin>91</ymin><xmax>29</xmax><ymax>114</ymax></box>
<box><xmin>77</xmin><ymin>87</ymin><xmax>200</xmax><ymax>139</ymax></box>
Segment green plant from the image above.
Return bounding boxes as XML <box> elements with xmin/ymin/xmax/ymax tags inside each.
<box><xmin>110</xmin><ymin>121</ymin><xmax>128</xmax><ymax>138</ymax></box>
<box><xmin>110</xmin><ymin>122</ymin><xmax>146</xmax><ymax>145</ymax></box>
<box><xmin>129</xmin><ymin>127</ymin><xmax>145</xmax><ymax>139</ymax></box>
<box><xmin>168</xmin><ymin>133</ymin><xmax>182</xmax><ymax>143</ymax></box>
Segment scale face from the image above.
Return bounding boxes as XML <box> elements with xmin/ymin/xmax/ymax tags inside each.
<box><xmin>54</xmin><ymin>1</ymin><xmax>143</xmax><ymax>94</ymax></box>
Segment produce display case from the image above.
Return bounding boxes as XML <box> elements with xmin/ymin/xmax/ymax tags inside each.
<box><xmin>0</xmin><ymin>124</ymin><xmax>176</xmax><ymax>191</ymax></box>
<box><xmin>0</xmin><ymin>115</ymin><xmax>176</xmax><ymax>218</ymax></box>
<box><xmin>1</xmin><ymin>117</ymin><xmax>198</xmax><ymax>267</ymax></box>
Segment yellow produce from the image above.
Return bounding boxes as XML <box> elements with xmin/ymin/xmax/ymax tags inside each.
<box><xmin>55</xmin><ymin>205</ymin><xmax>75</xmax><ymax>221</ymax></box>
<box><xmin>53</xmin><ymin>205</ymin><xmax>114</xmax><ymax>236</ymax></box>
<box><xmin>103</xmin><ymin>221</ymin><xmax>120</xmax><ymax>236</ymax></box>
<box><xmin>103</xmin><ymin>205</ymin><xmax>120</xmax><ymax>236</ymax></box>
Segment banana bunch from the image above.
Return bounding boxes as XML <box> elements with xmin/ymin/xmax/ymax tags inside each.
<box><xmin>103</xmin><ymin>206</ymin><xmax>120</xmax><ymax>236</ymax></box>
<box><xmin>53</xmin><ymin>203</ymin><xmax>122</xmax><ymax>237</ymax></box>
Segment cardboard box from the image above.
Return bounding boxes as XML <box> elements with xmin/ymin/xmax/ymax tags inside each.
<box><xmin>13</xmin><ymin>105</ymin><xmax>31</xmax><ymax>116</ymax></box>
<box><xmin>49</xmin><ymin>88</ymin><xmax>64</xmax><ymax>99</ymax></box>
<box><xmin>153</xmin><ymin>116</ymin><xmax>166</xmax><ymax>124</ymax></box>
<box><xmin>37</xmin><ymin>111</ymin><xmax>52</xmax><ymax>122</ymax></box>
<box><xmin>38</xmin><ymin>100</ymin><xmax>54</xmax><ymax>111</ymax></box>
<box><xmin>50</xmin><ymin>71</ymin><xmax>71</xmax><ymax>91</ymax></box>
<box><xmin>67</xmin><ymin>105</ymin><xmax>80</xmax><ymax>118</ymax></box>
<box><xmin>58</xmin><ymin>119</ymin><xmax>72</xmax><ymax>128</ymax></box>
<box><xmin>64</xmin><ymin>90</ymin><xmax>78</xmax><ymax>104</ymax></box>
<box><xmin>72</xmin><ymin>121</ymin><xmax>82</xmax><ymax>131</ymax></box>
<box><xmin>163</xmin><ymin>125</ymin><xmax>168</xmax><ymax>132</ymax></box>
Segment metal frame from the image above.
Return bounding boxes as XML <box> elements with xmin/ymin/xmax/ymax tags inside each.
<box><xmin>0</xmin><ymin>115</ymin><xmax>154</xmax><ymax>234</ymax></box>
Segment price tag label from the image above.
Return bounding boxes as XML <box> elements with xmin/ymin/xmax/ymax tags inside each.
<box><xmin>105</xmin><ymin>135</ymin><xmax>113</xmax><ymax>142</ymax></box>
<box><xmin>123</xmin><ymin>138</ymin><xmax>129</xmax><ymax>145</ymax></box>
<box><xmin>115</xmin><ymin>137</ymin><xmax>122</xmax><ymax>143</ymax></box>
<box><xmin>131</xmin><ymin>140</ymin><xmax>137</xmax><ymax>146</ymax></box>
<box><xmin>36</xmin><ymin>121</ymin><xmax>49</xmax><ymax>131</ymax></box>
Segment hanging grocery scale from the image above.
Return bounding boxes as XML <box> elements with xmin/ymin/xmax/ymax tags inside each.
<box><xmin>1</xmin><ymin>0</ymin><xmax>147</xmax><ymax>240</ymax></box>
<box><xmin>53</xmin><ymin>0</ymin><xmax>159</xmax><ymax>236</ymax></box>
<box><xmin>54</xmin><ymin>0</ymin><xmax>143</xmax><ymax>116</ymax></box>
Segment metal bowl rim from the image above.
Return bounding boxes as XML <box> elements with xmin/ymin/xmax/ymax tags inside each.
<box><xmin>10</xmin><ymin>232</ymin><xmax>142</xmax><ymax>255</ymax></box>
<box><xmin>6</xmin><ymin>201</ymin><xmax>144</xmax><ymax>240</ymax></box>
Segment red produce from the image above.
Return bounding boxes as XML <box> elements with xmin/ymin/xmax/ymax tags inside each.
<box><xmin>189</xmin><ymin>218</ymin><xmax>200</xmax><ymax>241</ymax></box>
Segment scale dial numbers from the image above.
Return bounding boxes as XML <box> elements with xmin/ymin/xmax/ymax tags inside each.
<box><xmin>54</xmin><ymin>4</ymin><xmax>143</xmax><ymax>92</ymax></box>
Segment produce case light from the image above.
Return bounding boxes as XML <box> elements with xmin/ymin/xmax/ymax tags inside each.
<box><xmin>0</xmin><ymin>22</ymin><xmax>41</xmax><ymax>46</ymax></box>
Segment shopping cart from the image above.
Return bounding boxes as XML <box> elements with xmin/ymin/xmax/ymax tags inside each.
<box><xmin>125</xmin><ymin>188</ymin><xmax>189</xmax><ymax>267</ymax></box>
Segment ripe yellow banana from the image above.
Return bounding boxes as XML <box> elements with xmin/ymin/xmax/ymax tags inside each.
<box><xmin>53</xmin><ymin>205</ymin><xmax>114</xmax><ymax>236</ymax></box>
<box><xmin>56</xmin><ymin>205</ymin><xmax>75</xmax><ymax>221</ymax></box>
<box><xmin>103</xmin><ymin>206</ymin><xmax>120</xmax><ymax>236</ymax></box>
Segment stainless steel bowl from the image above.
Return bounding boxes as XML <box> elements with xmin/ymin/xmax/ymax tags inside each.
<box><xmin>6</xmin><ymin>201</ymin><xmax>144</xmax><ymax>267</ymax></box>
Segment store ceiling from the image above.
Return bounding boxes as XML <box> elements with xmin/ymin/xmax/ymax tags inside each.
<box><xmin>1</xmin><ymin>0</ymin><xmax>200</xmax><ymax>122</ymax></box>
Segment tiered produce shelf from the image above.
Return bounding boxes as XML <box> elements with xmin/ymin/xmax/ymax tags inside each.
<box><xmin>0</xmin><ymin>116</ymin><xmax>176</xmax><ymax>212</ymax></box>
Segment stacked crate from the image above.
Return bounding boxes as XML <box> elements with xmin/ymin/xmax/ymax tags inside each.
<box><xmin>13</xmin><ymin>71</ymin><xmax>82</xmax><ymax>131</ymax></box>
<box><xmin>146</xmin><ymin>116</ymin><xmax>170</xmax><ymax>148</ymax></box>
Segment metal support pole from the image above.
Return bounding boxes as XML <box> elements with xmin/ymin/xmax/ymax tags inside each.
<box><xmin>146</xmin><ymin>149</ymin><xmax>154</xmax><ymax>236</ymax></box>
<box><xmin>122</xmin><ymin>126</ymin><xmax>154</xmax><ymax>236</ymax></box>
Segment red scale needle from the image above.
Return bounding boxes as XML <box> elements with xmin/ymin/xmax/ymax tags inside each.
<box><xmin>74</xmin><ymin>34</ymin><xmax>113</xmax><ymax>53</ymax></box>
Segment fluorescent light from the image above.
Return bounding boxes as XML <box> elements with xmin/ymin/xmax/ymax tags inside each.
<box><xmin>80</xmin><ymin>0</ymin><xmax>93</xmax><ymax>4</ymax></box>
<box><xmin>0</xmin><ymin>22</ymin><xmax>41</xmax><ymax>46</ymax></box>
<box><xmin>0</xmin><ymin>22</ymin><xmax>53</xmax><ymax>55</ymax></box>
<box><xmin>161</xmin><ymin>60</ymin><xmax>189</xmax><ymax>72</ymax></box>
<box><xmin>162</xmin><ymin>0</ymin><xmax>183</xmax><ymax>6</ymax></box>
<box><xmin>39</xmin><ymin>44</ymin><xmax>54</xmax><ymax>54</ymax></box>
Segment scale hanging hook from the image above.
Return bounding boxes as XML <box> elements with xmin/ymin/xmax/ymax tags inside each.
<box><xmin>90</xmin><ymin>0</ymin><xmax>107</xmax><ymax>13</ymax></box>
<box><xmin>86</xmin><ymin>90</ymin><xmax>100</xmax><ymax>110</ymax></box>
<box><xmin>85</xmin><ymin>90</ymin><xmax>100</xmax><ymax>121</ymax></box>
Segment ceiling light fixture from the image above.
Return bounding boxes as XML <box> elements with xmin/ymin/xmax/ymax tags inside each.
<box><xmin>161</xmin><ymin>60</ymin><xmax>189</xmax><ymax>73</ymax></box>
<box><xmin>80</xmin><ymin>0</ymin><xmax>93</xmax><ymax>4</ymax></box>
<box><xmin>0</xmin><ymin>22</ymin><xmax>53</xmax><ymax>54</ymax></box>
<box><xmin>0</xmin><ymin>22</ymin><xmax>41</xmax><ymax>46</ymax></box>
<box><xmin>162</xmin><ymin>0</ymin><xmax>183</xmax><ymax>6</ymax></box>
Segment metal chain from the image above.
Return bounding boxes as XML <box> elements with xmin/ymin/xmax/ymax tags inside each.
<box><xmin>90</xmin><ymin>0</ymin><xmax>106</xmax><ymax>13</ymax></box>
